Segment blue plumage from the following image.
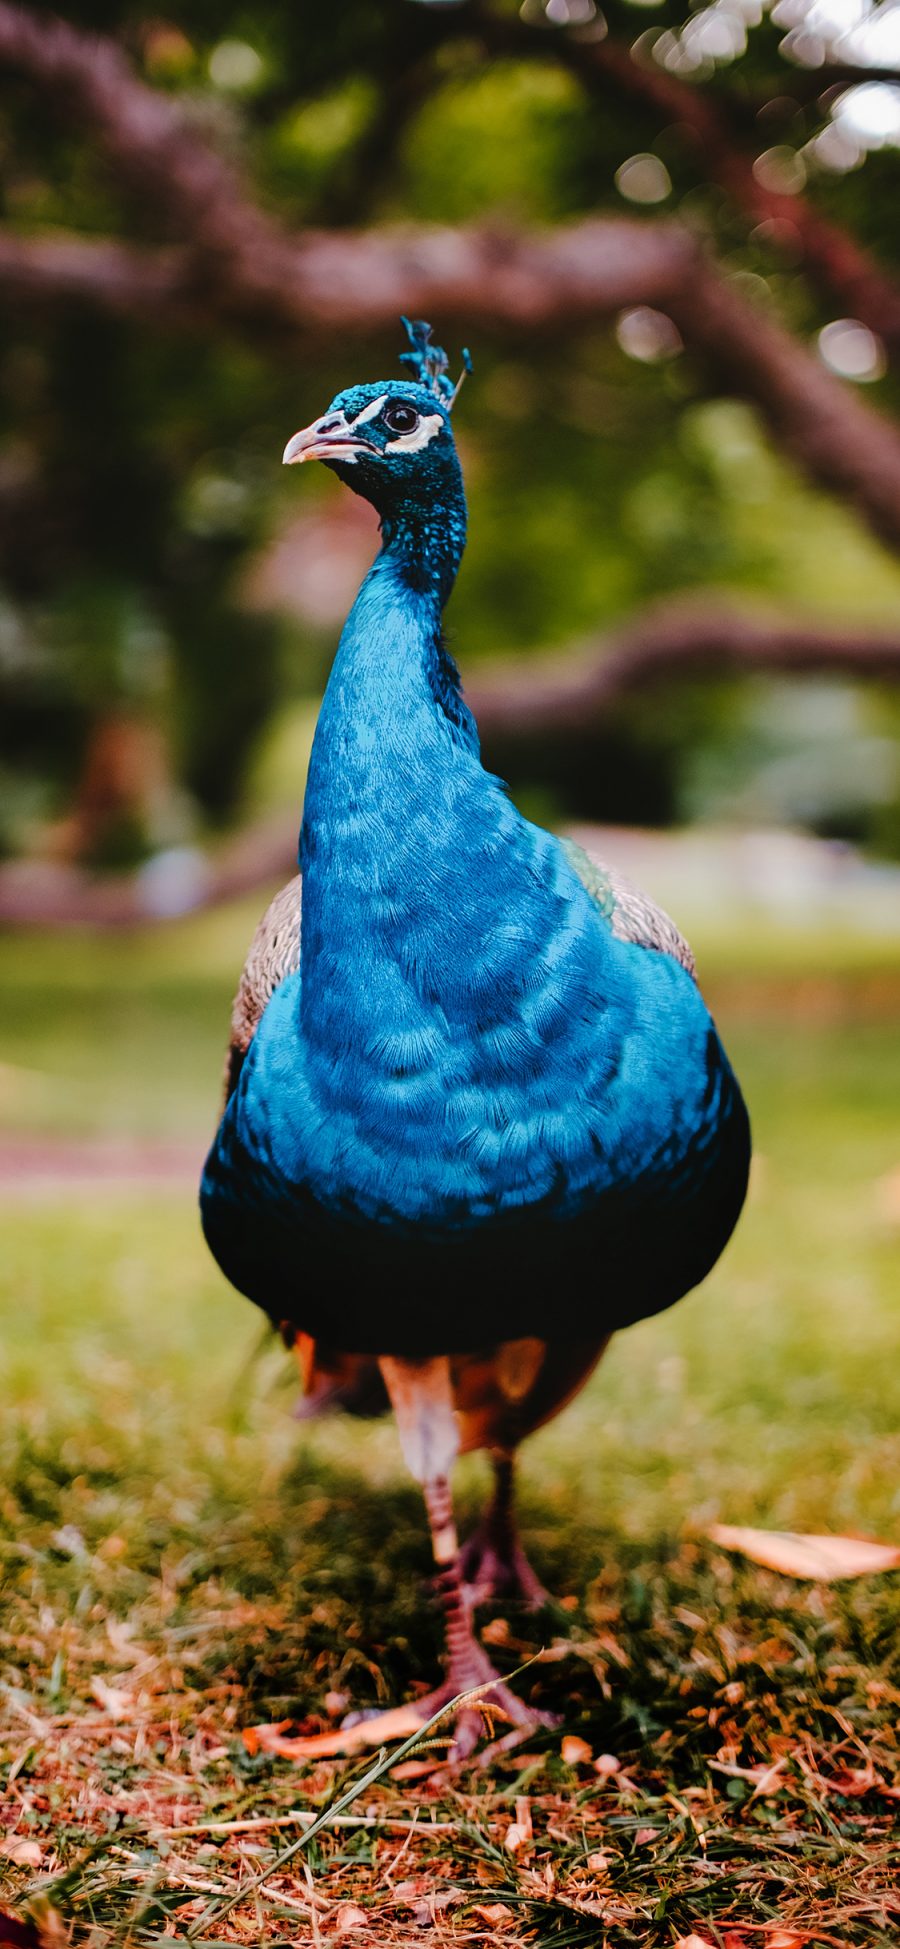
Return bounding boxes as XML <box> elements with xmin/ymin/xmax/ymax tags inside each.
<box><xmin>201</xmin><ymin>363</ymin><xmax>749</xmax><ymax>1354</ymax></box>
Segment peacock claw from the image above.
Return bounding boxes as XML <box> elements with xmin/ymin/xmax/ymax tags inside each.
<box><xmin>405</xmin><ymin>1656</ymin><xmax>557</xmax><ymax>1763</ymax></box>
<box><xmin>458</xmin><ymin>1527</ymin><xmax>552</xmax><ymax>1611</ymax></box>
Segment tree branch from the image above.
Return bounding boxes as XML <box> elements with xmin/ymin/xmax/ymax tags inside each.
<box><xmin>6</xmin><ymin>212</ymin><xmax>900</xmax><ymax>562</ymax></box>
<box><xmin>467</xmin><ymin>598</ymin><xmax>900</xmax><ymax>738</ymax></box>
<box><xmin>0</xmin><ymin>214</ymin><xmax>689</xmax><ymax>332</ymax></box>
<box><xmin>0</xmin><ymin>231</ymin><xmax>195</xmax><ymax>321</ymax></box>
<box><xmin>0</xmin><ymin>0</ymin><xmax>298</xmax><ymax>301</ymax></box>
<box><xmin>477</xmin><ymin>9</ymin><xmax>900</xmax><ymax>351</ymax></box>
<box><xmin>5</xmin><ymin>5</ymin><xmax>900</xmax><ymax>559</ymax></box>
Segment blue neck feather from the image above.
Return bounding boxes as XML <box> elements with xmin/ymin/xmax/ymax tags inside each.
<box><xmin>298</xmin><ymin>472</ymin><xmax>496</xmax><ymax>1040</ymax></box>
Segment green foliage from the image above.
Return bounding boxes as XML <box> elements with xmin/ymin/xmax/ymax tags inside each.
<box><xmin>3</xmin><ymin>0</ymin><xmax>900</xmax><ymax>861</ymax></box>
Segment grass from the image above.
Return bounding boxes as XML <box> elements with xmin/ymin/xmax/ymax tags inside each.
<box><xmin>1</xmin><ymin>902</ymin><xmax>899</xmax><ymax>1945</ymax></box>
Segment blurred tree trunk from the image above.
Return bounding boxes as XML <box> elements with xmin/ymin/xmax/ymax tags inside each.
<box><xmin>63</xmin><ymin>710</ymin><xmax>173</xmax><ymax>868</ymax></box>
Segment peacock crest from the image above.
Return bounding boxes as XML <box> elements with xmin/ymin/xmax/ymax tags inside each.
<box><xmin>399</xmin><ymin>316</ymin><xmax>473</xmax><ymax>407</ymax></box>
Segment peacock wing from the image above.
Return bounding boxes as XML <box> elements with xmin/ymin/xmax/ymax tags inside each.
<box><xmin>220</xmin><ymin>872</ymin><xmax>385</xmax><ymax>1411</ymax></box>
<box><xmin>224</xmin><ymin>872</ymin><xmax>302</xmax><ymax>1102</ymax></box>
<box><xmin>560</xmin><ymin>835</ymin><xmax>696</xmax><ymax>980</ymax></box>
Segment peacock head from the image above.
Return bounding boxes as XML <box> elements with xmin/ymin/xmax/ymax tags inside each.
<box><xmin>282</xmin><ymin>319</ymin><xmax>471</xmax><ymax>522</ymax></box>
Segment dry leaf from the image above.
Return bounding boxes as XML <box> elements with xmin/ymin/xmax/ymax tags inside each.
<box><xmin>480</xmin><ymin>1617</ymin><xmax>510</xmax><ymax>1646</ymax></box>
<box><xmin>672</xmin><ymin>1935</ymin><xmax>715</xmax><ymax>1949</ymax></box>
<box><xmin>819</xmin><ymin>1764</ymin><xmax>883</xmax><ymax>1797</ymax></box>
<box><xmin>585</xmin><ymin>1851</ymin><xmax>609</xmax><ymax>1874</ymax></box>
<box><xmin>718</xmin><ymin>1923</ymin><xmax>804</xmax><ymax>1947</ymax></box>
<box><xmin>390</xmin><ymin>1757</ymin><xmax>444</xmax><ymax>1781</ymax></box>
<box><xmin>2</xmin><ymin>1843</ymin><xmax>42</xmax><ymax>1868</ymax></box>
<box><xmin>90</xmin><ymin>1677</ymin><xmax>133</xmax><ymax>1720</ymax></box>
<box><xmin>561</xmin><ymin>1734</ymin><xmax>593</xmax><ymax>1766</ymax></box>
<box><xmin>504</xmin><ymin>1793</ymin><xmax>533</xmax><ymax>1850</ymax></box>
<box><xmin>710</xmin><ymin>1757</ymin><xmax>786</xmax><ymax>1797</ymax></box>
<box><xmin>332</xmin><ymin>1902</ymin><xmax>368</xmax><ymax>1934</ymax></box>
<box><xmin>708</xmin><ymin>1524</ymin><xmax>900</xmax><ymax>1581</ymax></box>
<box><xmin>243</xmin><ymin>1700</ymin><xmax>426</xmax><ymax>1760</ymax></box>
<box><xmin>468</xmin><ymin>1903</ymin><xmax>515</xmax><ymax>1928</ymax></box>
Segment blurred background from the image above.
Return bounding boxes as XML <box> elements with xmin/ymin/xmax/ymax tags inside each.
<box><xmin>3</xmin><ymin>0</ymin><xmax>900</xmax><ymax>913</ymax></box>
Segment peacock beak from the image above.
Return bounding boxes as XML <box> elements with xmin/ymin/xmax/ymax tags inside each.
<box><xmin>282</xmin><ymin>413</ymin><xmax>375</xmax><ymax>467</ymax></box>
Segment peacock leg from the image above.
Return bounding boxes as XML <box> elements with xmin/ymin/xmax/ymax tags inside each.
<box><xmin>372</xmin><ymin>1357</ymin><xmax>554</xmax><ymax>1760</ymax></box>
<box><xmin>459</xmin><ymin>1450</ymin><xmax>551</xmax><ymax>1610</ymax></box>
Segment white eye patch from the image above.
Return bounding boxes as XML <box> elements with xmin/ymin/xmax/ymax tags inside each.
<box><xmin>350</xmin><ymin>393</ymin><xmax>389</xmax><ymax>426</ymax></box>
<box><xmin>384</xmin><ymin>412</ymin><xmax>444</xmax><ymax>454</ymax></box>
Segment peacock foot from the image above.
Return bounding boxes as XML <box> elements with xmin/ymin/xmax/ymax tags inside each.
<box><xmin>242</xmin><ymin>1645</ymin><xmax>555</xmax><ymax>1766</ymax></box>
<box><xmin>458</xmin><ymin>1523</ymin><xmax>552</xmax><ymax>1610</ymax></box>
<box><xmin>399</xmin><ymin>1637</ymin><xmax>558</xmax><ymax>1761</ymax></box>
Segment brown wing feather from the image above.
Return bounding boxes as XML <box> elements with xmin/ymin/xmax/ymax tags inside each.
<box><xmin>560</xmin><ymin>837</ymin><xmax>696</xmax><ymax>979</ymax></box>
<box><xmin>223</xmin><ymin>873</ymin><xmax>302</xmax><ymax>1102</ymax></box>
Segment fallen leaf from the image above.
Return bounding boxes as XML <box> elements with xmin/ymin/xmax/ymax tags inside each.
<box><xmin>390</xmin><ymin>1757</ymin><xmax>444</xmax><ymax>1781</ymax></box>
<box><xmin>468</xmin><ymin>1904</ymin><xmax>515</xmax><ymax>1928</ymax></box>
<box><xmin>90</xmin><ymin>1677</ymin><xmax>133</xmax><ymax>1720</ymax></box>
<box><xmin>672</xmin><ymin>1935</ymin><xmax>715</xmax><ymax>1949</ymax></box>
<box><xmin>766</xmin><ymin>1934</ymin><xmax>805</xmax><ymax>1948</ymax></box>
<box><xmin>243</xmin><ymin>1700</ymin><xmax>427</xmax><ymax>1759</ymax></box>
<box><xmin>504</xmin><ymin>1822</ymin><xmax>529</xmax><ymax>1852</ymax></box>
<box><xmin>412</xmin><ymin>1890</ymin><xmax>459</xmax><ymax>1924</ymax></box>
<box><xmin>561</xmin><ymin>1734</ymin><xmax>593</xmax><ymax>1766</ymax></box>
<box><xmin>2</xmin><ymin>1844</ymin><xmax>42</xmax><ymax>1868</ymax></box>
<box><xmin>710</xmin><ymin>1757</ymin><xmax>787</xmax><ymax>1797</ymax></box>
<box><xmin>708</xmin><ymin>1524</ymin><xmax>900</xmax><ymax>1581</ymax></box>
<box><xmin>480</xmin><ymin>1617</ymin><xmax>510</xmax><ymax>1646</ymax></box>
<box><xmin>633</xmin><ymin>1825</ymin><xmax>659</xmax><ymax>1845</ymax></box>
<box><xmin>819</xmin><ymin>1765</ymin><xmax>883</xmax><ymax>1797</ymax></box>
<box><xmin>585</xmin><ymin>1851</ymin><xmax>609</xmax><ymax>1874</ymax></box>
<box><xmin>332</xmin><ymin>1902</ymin><xmax>368</xmax><ymax>1934</ymax></box>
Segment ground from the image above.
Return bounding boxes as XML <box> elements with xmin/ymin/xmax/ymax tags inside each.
<box><xmin>1</xmin><ymin>892</ymin><xmax>899</xmax><ymax>1946</ymax></box>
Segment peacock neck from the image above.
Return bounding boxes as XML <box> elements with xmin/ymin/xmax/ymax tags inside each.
<box><xmin>378</xmin><ymin>490</ymin><xmax>467</xmax><ymax>608</ymax></box>
<box><xmin>298</xmin><ymin>494</ymin><xmax>489</xmax><ymax>1041</ymax></box>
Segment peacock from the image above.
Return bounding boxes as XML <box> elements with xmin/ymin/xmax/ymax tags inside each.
<box><xmin>200</xmin><ymin>320</ymin><xmax>751</xmax><ymax>1758</ymax></box>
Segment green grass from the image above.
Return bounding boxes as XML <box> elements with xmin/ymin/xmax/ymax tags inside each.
<box><xmin>1</xmin><ymin>909</ymin><xmax>899</xmax><ymax>1944</ymax></box>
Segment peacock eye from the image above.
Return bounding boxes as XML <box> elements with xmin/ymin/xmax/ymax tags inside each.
<box><xmin>383</xmin><ymin>403</ymin><xmax>419</xmax><ymax>436</ymax></box>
